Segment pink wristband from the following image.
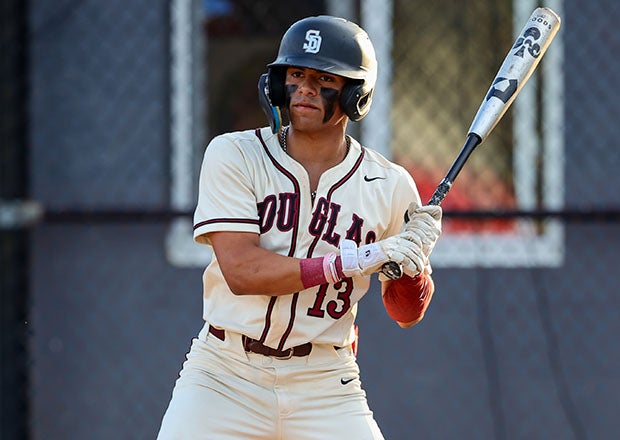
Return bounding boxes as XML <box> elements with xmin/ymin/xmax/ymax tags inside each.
<box><xmin>300</xmin><ymin>254</ymin><xmax>344</xmax><ymax>289</ymax></box>
<box><xmin>300</xmin><ymin>257</ymin><xmax>327</xmax><ymax>289</ymax></box>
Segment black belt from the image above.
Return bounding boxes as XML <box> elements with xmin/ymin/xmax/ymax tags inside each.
<box><xmin>209</xmin><ymin>325</ymin><xmax>312</xmax><ymax>359</ymax></box>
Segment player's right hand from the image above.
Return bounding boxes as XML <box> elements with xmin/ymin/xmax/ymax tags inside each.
<box><xmin>339</xmin><ymin>232</ymin><xmax>427</xmax><ymax>279</ymax></box>
<box><xmin>403</xmin><ymin>201</ymin><xmax>442</xmax><ymax>258</ymax></box>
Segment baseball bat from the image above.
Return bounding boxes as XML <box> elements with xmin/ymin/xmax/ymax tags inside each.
<box><xmin>380</xmin><ymin>7</ymin><xmax>561</xmax><ymax>280</ymax></box>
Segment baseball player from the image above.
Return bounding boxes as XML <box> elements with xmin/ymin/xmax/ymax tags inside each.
<box><xmin>157</xmin><ymin>15</ymin><xmax>442</xmax><ymax>440</ymax></box>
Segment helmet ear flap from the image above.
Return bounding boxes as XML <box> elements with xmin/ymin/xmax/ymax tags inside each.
<box><xmin>258</xmin><ymin>68</ymin><xmax>288</xmax><ymax>133</ymax></box>
<box><xmin>340</xmin><ymin>81</ymin><xmax>374</xmax><ymax>122</ymax></box>
<box><xmin>267</xmin><ymin>68</ymin><xmax>287</xmax><ymax>107</ymax></box>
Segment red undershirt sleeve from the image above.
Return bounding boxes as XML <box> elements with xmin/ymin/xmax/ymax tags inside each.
<box><xmin>382</xmin><ymin>271</ymin><xmax>435</xmax><ymax>324</ymax></box>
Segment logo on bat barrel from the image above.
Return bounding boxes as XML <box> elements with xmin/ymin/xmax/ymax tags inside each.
<box><xmin>486</xmin><ymin>77</ymin><xmax>518</xmax><ymax>103</ymax></box>
<box><xmin>512</xmin><ymin>27</ymin><xmax>542</xmax><ymax>58</ymax></box>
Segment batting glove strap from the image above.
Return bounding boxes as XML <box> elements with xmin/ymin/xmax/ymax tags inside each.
<box><xmin>340</xmin><ymin>239</ymin><xmax>388</xmax><ymax>278</ymax></box>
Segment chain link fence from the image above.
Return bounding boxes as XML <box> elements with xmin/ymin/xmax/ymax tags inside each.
<box><xmin>1</xmin><ymin>0</ymin><xmax>619</xmax><ymax>439</ymax></box>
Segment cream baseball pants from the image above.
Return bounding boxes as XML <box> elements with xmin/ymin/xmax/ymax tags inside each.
<box><xmin>157</xmin><ymin>325</ymin><xmax>384</xmax><ymax>439</ymax></box>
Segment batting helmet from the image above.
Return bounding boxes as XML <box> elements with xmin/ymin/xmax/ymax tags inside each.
<box><xmin>259</xmin><ymin>16</ymin><xmax>378</xmax><ymax>132</ymax></box>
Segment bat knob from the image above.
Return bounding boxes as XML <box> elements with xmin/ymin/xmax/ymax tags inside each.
<box><xmin>380</xmin><ymin>262</ymin><xmax>403</xmax><ymax>280</ymax></box>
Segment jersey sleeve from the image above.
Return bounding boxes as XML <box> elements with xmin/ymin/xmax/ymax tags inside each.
<box><xmin>193</xmin><ymin>134</ymin><xmax>261</xmax><ymax>244</ymax></box>
<box><xmin>384</xmin><ymin>165</ymin><xmax>422</xmax><ymax>239</ymax></box>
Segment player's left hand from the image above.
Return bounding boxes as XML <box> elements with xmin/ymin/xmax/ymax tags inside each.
<box><xmin>340</xmin><ymin>231</ymin><xmax>427</xmax><ymax>278</ymax></box>
<box><xmin>403</xmin><ymin>201</ymin><xmax>442</xmax><ymax>257</ymax></box>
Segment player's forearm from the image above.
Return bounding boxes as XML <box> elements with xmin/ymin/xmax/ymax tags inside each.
<box><xmin>221</xmin><ymin>250</ymin><xmax>345</xmax><ymax>296</ymax></box>
<box><xmin>207</xmin><ymin>231</ymin><xmax>304</xmax><ymax>295</ymax></box>
<box><xmin>221</xmin><ymin>248</ymin><xmax>305</xmax><ymax>296</ymax></box>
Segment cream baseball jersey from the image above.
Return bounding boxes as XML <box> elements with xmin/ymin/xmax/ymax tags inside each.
<box><xmin>193</xmin><ymin>127</ymin><xmax>421</xmax><ymax>350</ymax></box>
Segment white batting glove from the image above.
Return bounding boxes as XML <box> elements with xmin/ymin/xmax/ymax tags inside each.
<box><xmin>339</xmin><ymin>233</ymin><xmax>427</xmax><ymax>279</ymax></box>
<box><xmin>403</xmin><ymin>201</ymin><xmax>442</xmax><ymax>257</ymax></box>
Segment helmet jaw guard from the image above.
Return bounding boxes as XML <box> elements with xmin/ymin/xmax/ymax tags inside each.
<box><xmin>258</xmin><ymin>16</ymin><xmax>377</xmax><ymax>133</ymax></box>
<box><xmin>257</xmin><ymin>73</ymin><xmax>283</xmax><ymax>134</ymax></box>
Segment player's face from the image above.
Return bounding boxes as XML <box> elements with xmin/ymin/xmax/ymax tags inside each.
<box><xmin>285</xmin><ymin>67</ymin><xmax>347</xmax><ymax>130</ymax></box>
